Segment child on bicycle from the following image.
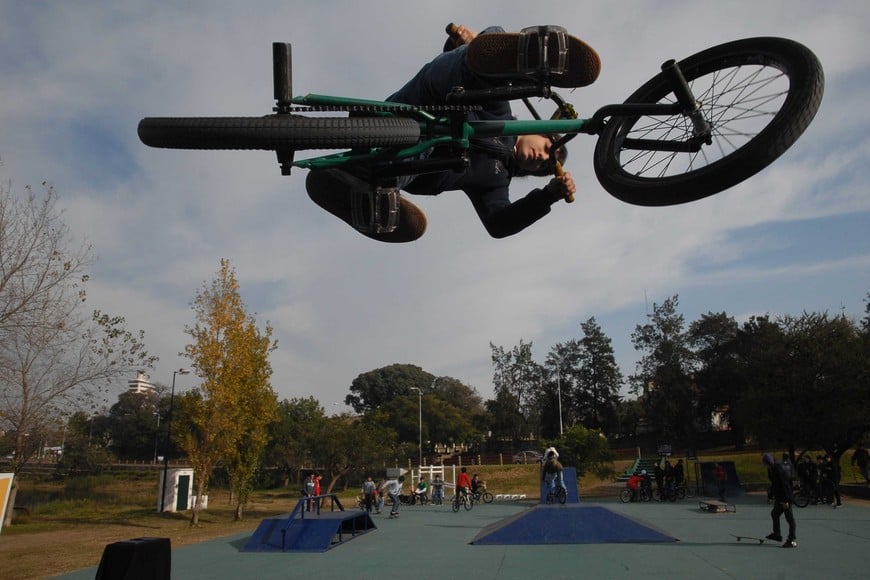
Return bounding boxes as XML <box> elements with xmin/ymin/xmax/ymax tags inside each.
<box><xmin>457</xmin><ymin>467</ymin><xmax>472</xmax><ymax>500</ymax></box>
<box><xmin>542</xmin><ymin>448</ymin><xmax>567</xmax><ymax>496</ymax></box>
<box><xmin>306</xmin><ymin>24</ymin><xmax>599</xmax><ymax>242</ymax></box>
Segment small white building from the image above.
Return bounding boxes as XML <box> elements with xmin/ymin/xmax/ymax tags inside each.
<box><xmin>127</xmin><ymin>371</ymin><xmax>157</xmax><ymax>395</ymax></box>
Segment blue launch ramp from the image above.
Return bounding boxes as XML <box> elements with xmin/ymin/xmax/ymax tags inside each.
<box><xmin>243</xmin><ymin>496</ymin><xmax>375</xmax><ymax>553</ymax></box>
<box><xmin>470</xmin><ymin>505</ymin><xmax>678</xmax><ymax>545</ymax></box>
<box><xmin>540</xmin><ymin>466</ymin><xmax>581</xmax><ymax>503</ymax></box>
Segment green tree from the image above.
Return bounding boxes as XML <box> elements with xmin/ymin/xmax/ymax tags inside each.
<box><xmin>490</xmin><ymin>339</ymin><xmax>540</xmax><ymax>440</ymax></box>
<box><xmin>344</xmin><ymin>364</ymin><xmax>430</xmax><ymax>414</ymax></box>
<box><xmin>736</xmin><ymin>312</ymin><xmax>868</xmax><ymax>459</ymax></box>
<box><xmin>107</xmin><ymin>390</ymin><xmax>162</xmax><ymax>461</ymax></box>
<box><xmin>545</xmin><ymin>424</ymin><xmax>615</xmax><ymax>479</ymax></box>
<box><xmin>179</xmin><ymin>259</ymin><xmax>277</xmax><ymax>524</ymax></box>
<box><xmin>630</xmin><ymin>295</ymin><xmax>697</xmax><ymax>445</ymax></box>
<box><xmin>575</xmin><ymin>317</ymin><xmax>622</xmax><ymax>433</ymax></box>
<box><xmin>263</xmin><ymin>397</ymin><xmax>325</xmax><ymax>487</ymax></box>
<box><xmin>689</xmin><ymin>312</ymin><xmax>745</xmax><ymax>447</ymax></box>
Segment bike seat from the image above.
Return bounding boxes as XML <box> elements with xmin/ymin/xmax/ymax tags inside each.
<box><xmin>467</xmin><ymin>26</ymin><xmax>601</xmax><ymax>88</ymax></box>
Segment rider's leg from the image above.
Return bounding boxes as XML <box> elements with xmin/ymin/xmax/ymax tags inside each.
<box><xmin>306</xmin><ymin>169</ymin><xmax>427</xmax><ymax>243</ymax></box>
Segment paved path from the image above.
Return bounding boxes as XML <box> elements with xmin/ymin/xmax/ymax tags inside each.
<box><xmin>59</xmin><ymin>492</ymin><xmax>868</xmax><ymax>579</ymax></box>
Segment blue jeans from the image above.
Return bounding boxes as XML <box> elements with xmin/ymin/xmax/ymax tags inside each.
<box><xmin>545</xmin><ymin>472</ymin><xmax>566</xmax><ymax>493</ymax></box>
<box><xmin>388</xmin><ymin>492</ymin><xmax>400</xmax><ymax>515</ymax></box>
<box><xmin>386</xmin><ymin>26</ymin><xmax>506</xmax><ymax>106</ymax></box>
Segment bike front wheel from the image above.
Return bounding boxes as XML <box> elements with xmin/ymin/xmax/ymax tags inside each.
<box><xmin>619</xmin><ymin>488</ymin><xmax>632</xmax><ymax>503</ymax></box>
<box><xmin>464</xmin><ymin>496</ymin><xmax>473</xmax><ymax>511</ymax></box>
<box><xmin>594</xmin><ymin>37</ymin><xmax>824</xmax><ymax>206</ymax></box>
<box><xmin>138</xmin><ymin>116</ymin><xmax>421</xmax><ymax>152</ymax></box>
<box><xmin>793</xmin><ymin>488</ymin><xmax>810</xmax><ymax>508</ymax></box>
<box><xmin>482</xmin><ymin>491</ymin><xmax>494</xmax><ymax>504</ymax></box>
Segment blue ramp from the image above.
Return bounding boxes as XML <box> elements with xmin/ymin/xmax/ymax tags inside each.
<box><xmin>540</xmin><ymin>466</ymin><xmax>581</xmax><ymax>503</ymax></box>
<box><xmin>243</xmin><ymin>510</ymin><xmax>375</xmax><ymax>552</ymax></box>
<box><xmin>471</xmin><ymin>505</ymin><xmax>678</xmax><ymax>545</ymax></box>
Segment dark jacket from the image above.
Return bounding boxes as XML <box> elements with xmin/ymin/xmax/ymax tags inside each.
<box><xmin>768</xmin><ymin>462</ymin><xmax>794</xmax><ymax>503</ymax></box>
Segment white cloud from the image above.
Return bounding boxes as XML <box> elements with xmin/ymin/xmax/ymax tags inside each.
<box><xmin>1</xmin><ymin>0</ymin><xmax>867</xmax><ymax>405</ymax></box>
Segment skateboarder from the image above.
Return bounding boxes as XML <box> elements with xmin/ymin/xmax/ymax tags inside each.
<box><xmin>763</xmin><ymin>453</ymin><xmax>797</xmax><ymax>548</ymax></box>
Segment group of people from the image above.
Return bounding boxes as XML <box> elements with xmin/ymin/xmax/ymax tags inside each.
<box><xmin>791</xmin><ymin>452</ymin><xmax>843</xmax><ymax>507</ymax></box>
<box><xmin>301</xmin><ymin>472</ymin><xmax>323</xmax><ymax>511</ymax></box>
<box><xmin>358</xmin><ymin>471</ymin><xmax>459</xmax><ymax>519</ymax></box>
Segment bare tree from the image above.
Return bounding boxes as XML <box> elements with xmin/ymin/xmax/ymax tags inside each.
<box><xmin>0</xmin><ymin>181</ymin><xmax>156</xmax><ymax>526</ymax></box>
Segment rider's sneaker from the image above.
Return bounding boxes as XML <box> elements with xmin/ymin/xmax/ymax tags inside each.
<box><xmin>782</xmin><ymin>538</ymin><xmax>797</xmax><ymax>548</ymax></box>
<box><xmin>467</xmin><ymin>26</ymin><xmax>601</xmax><ymax>88</ymax></box>
<box><xmin>306</xmin><ymin>169</ymin><xmax>427</xmax><ymax>243</ymax></box>
<box><xmin>765</xmin><ymin>533</ymin><xmax>783</xmax><ymax>542</ymax></box>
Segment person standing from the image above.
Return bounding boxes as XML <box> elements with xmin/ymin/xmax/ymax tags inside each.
<box><xmin>362</xmin><ymin>476</ymin><xmax>376</xmax><ymax>513</ymax></box>
<box><xmin>822</xmin><ymin>454</ymin><xmax>843</xmax><ymax>507</ymax></box>
<box><xmin>431</xmin><ymin>474</ymin><xmax>445</xmax><ymax>505</ymax></box>
<box><xmin>382</xmin><ymin>475</ymin><xmax>405</xmax><ymax>519</ymax></box>
<box><xmin>763</xmin><ymin>453</ymin><xmax>797</xmax><ymax>548</ymax></box>
<box><xmin>851</xmin><ymin>443</ymin><xmax>869</xmax><ymax>485</ymax></box>
<box><xmin>712</xmin><ymin>463</ymin><xmax>728</xmax><ymax>502</ymax></box>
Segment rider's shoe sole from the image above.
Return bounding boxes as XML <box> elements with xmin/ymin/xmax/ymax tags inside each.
<box><xmin>467</xmin><ymin>31</ymin><xmax>601</xmax><ymax>88</ymax></box>
<box><xmin>306</xmin><ymin>169</ymin><xmax>427</xmax><ymax>243</ymax></box>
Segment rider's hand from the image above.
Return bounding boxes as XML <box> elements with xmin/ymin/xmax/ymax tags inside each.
<box><xmin>448</xmin><ymin>24</ymin><xmax>477</xmax><ymax>48</ymax></box>
<box><xmin>547</xmin><ymin>172</ymin><xmax>576</xmax><ymax>202</ymax></box>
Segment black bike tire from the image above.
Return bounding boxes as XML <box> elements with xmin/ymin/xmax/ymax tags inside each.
<box><xmin>138</xmin><ymin>116</ymin><xmax>421</xmax><ymax>151</ymax></box>
<box><xmin>594</xmin><ymin>37</ymin><xmax>824</xmax><ymax>206</ymax></box>
<box><xmin>482</xmin><ymin>492</ymin><xmax>494</xmax><ymax>504</ymax></box>
<box><xmin>451</xmin><ymin>497</ymin><xmax>460</xmax><ymax>512</ymax></box>
<box><xmin>793</xmin><ymin>487</ymin><xmax>810</xmax><ymax>508</ymax></box>
<box><xmin>463</xmin><ymin>496</ymin><xmax>473</xmax><ymax>511</ymax></box>
<box><xmin>558</xmin><ymin>488</ymin><xmax>567</xmax><ymax>505</ymax></box>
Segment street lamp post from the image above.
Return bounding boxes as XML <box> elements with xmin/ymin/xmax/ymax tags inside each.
<box><xmin>410</xmin><ymin>387</ymin><xmax>422</xmax><ymax>468</ymax></box>
<box><xmin>152</xmin><ymin>412</ymin><xmax>161</xmax><ymax>464</ymax></box>
<box><xmin>160</xmin><ymin>368</ymin><xmax>190</xmax><ymax>512</ymax></box>
<box><xmin>552</xmin><ymin>366</ymin><xmax>564</xmax><ymax>436</ymax></box>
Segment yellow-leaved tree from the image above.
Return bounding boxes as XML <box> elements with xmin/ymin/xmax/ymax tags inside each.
<box><xmin>178</xmin><ymin>259</ymin><xmax>277</xmax><ymax>524</ymax></box>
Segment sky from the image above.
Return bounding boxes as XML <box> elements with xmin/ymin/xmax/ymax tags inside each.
<box><xmin>1</xmin><ymin>0</ymin><xmax>868</xmax><ymax>411</ymax></box>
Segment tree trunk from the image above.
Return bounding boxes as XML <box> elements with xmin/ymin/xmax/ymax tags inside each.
<box><xmin>190</xmin><ymin>479</ymin><xmax>206</xmax><ymax>525</ymax></box>
<box><xmin>2</xmin><ymin>479</ymin><xmax>18</xmax><ymax>528</ymax></box>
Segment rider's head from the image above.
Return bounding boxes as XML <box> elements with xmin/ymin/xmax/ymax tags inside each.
<box><xmin>514</xmin><ymin>134</ymin><xmax>568</xmax><ymax>176</ymax></box>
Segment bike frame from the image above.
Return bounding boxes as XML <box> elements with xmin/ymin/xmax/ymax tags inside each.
<box><xmin>271</xmin><ymin>42</ymin><xmax>705</xmax><ymax>178</ymax></box>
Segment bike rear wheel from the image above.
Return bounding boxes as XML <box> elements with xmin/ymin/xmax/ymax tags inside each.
<box><xmin>451</xmin><ymin>496</ymin><xmax>460</xmax><ymax>512</ymax></box>
<box><xmin>138</xmin><ymin>116</ymin><xmax>421</xmax><ymax>151</ymax></box>
<box><xmin>594</xmin><ymin>37</ymin><xmax>824</xmax><ymax>205</ymax></box>
<box><xmin>793</xmin><ymin>486</ymin><xmax>810</xmax><ymax>508</ymax></box>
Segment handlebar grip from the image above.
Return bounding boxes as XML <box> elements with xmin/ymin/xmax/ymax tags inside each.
<box><xmin>446</xmin><ymin>23</ymin><xmax>459</xmax><ymax>36</ymax></box>
<box><xmin>555</xmin><ymin>161</ymin><xmax>574</xmax><ymax>203</ymax></box>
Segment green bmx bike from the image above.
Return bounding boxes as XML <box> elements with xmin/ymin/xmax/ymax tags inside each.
<box><xmin>139</xmin><ymin>25</ymin><xmax>824</xmax><ymax>234</ymax></box>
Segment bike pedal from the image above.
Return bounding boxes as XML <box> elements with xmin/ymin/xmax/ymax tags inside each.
<box><xmin>350</xmin><ymin>186</ymin><xmax>400</xmax><ymax>234</ymax></box>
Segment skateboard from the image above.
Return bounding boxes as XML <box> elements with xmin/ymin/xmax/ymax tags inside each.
<box><xmin>732</xmin><ymin>534</ymin><xmax>767</xmax><ymax>544</ymax></box>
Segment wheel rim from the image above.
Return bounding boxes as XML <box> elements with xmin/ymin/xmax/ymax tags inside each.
<box><xmin>612</xmin><ymin>57</ymin><xmax>792</xmax><ymax>181</ymax></box>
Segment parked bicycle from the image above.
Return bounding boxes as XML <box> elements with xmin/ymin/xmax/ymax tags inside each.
<box><xmin>793</xmin><ymin>477</ymin><xmax>836</xmax><ymax>508</ymax></box>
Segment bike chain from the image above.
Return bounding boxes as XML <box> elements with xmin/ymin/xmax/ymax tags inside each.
<box><xmin>278</xmin><ymin>104</ymin><xmax>482</xmax><ymax>114</ymax></box>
